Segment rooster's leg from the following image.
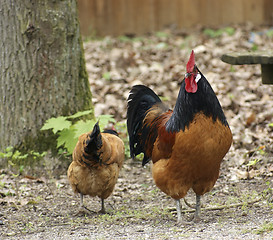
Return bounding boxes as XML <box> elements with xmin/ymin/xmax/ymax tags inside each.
<box><xmin>194</xmin><ymin>194</ymin><xmax>201</xmax><ymax>222</ymax></box>
<box><xmin>176</xmin><ymin>199</ymin><xmax>182</xmax><ymax>222</ymax></box>
<box><xmin>99</xmin><ymin>198</ymin><xmax>106</xmax><ymax>214</ymax></box>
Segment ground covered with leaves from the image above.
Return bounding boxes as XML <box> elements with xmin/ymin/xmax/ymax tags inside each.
<box><xmin>1</xmin><ymin>24</ymin><xmax>273</xmax><ymax>239</ymax></box>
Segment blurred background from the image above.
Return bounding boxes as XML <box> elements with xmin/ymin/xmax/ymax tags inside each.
<box><xmin>77</xmin><ymin>0</ymin><xmax>273</xmax><ymax>37</ymax></box>
<box><xmin>75</xmin><ymin>0</ymin><xmax>273</xmax><ymax>183</ymax></box>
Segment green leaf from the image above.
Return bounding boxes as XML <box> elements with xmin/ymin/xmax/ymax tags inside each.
<box><xmin>12</xmin><ymin>150</ymin><xmax>28</xmax><ymax>160</ymax></box>
<box><xmin>203</xmin><ymin>28</ymin><xmax>225</xmax><ymax>38</ymax></box>
<box><xmin>58</xmin><ymin>148</ymin><xmax>66</xmax><ymax>155</ymax></box>
<box><xmin>224</xmin><ymin>27</ymin><xmax>235</xmax><ymax>36</ymax></box>
<box><xmin>98</xmin><ymin>115</ymin><xmax>116</xmax><ymax>129</ymax></box>
<box><xmin>266</xmin><ymin>29</ymin><xmax>273</xmax><ymax>37</ymax></box>
<box><xmin>41</xmin><ymin>117</ymin><xmax>71</xmax><ymax>134</ymax></box>
<box><xmin>5</xmin><ymin>146</ymin><xmax>14</xmax><ymax>153</ymax></box>
<box><xmin>40</xmin><ymin>152</ymin><xmax>47</xmax><ymax>157</ymax></box>
<box><xmin>118</xmin><ymin>35</ymin><xmax>131</xmax><ymax>42</ymax></box>
<box><xmin>8</xmin><ymin>160</ymin><xmax>15</xmax><ymax>167</ymax></box>
<box><xmin>159</xmin><ymin>96</ymin><xmax>169</xmax><ymax>101</ymax></box>
<box><xmin>67</xmin><ymin>110</ymin><xmax>93</xmax><ymax>119</ymax></box>
<box><xmin>102</xmin><ymin>72</ymin><xmax>111</xmax><ymax>80</ymax></box>
<box><xmin>203</xmin><ymin>28</ymin><xmax>218</xmax><ymax>38</ymax></box>
<box><xmin>155</xmin><ymin>31</ymin><xmax>169</xmax><ymax>38</ymax></box>
<box><xmin>57</xmin><ymin>128</ymin><xmax>77</xmax><ymax>154</ymax></box>
<box><xmin>73</xmin><ymin>119</ymin><xmax>96</xmax><ymax>138</ymax></box>
<box><xmin>29</xmin><ymin>151</ymin><xmax>47</xmax><ymax>158</ymax></box>
<box><xmin>269</xmin><ymin>123</ymin><xmax>273</xmax><ymax>127</ymax></box>
<box><xmin>229</xmin><ymin>65</ymin><xmax>235</xmax><ymax>72</ymax></box>
<box><xmin>246</xmin><ymin>158</ymin><xmax>260</xmax><ymax>166</ymax></box>
<box><xmin>19</xmin><ymin>166</ymin><xmax>24</xmax><ymax>174</ymax></box>
<box><xmin>4</xmin><ymin>152</ymin><xmax>13</xmax><ymax>158</ymax></box>
<box><xmin>251</xmin><ymin>44</ymin><xmax>258</xmax><ymax>51</ymax></box>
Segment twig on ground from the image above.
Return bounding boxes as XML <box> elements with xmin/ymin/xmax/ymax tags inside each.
<box><xmin>170</xmin><ymin>197</ymin><xmax>263</xmax><ymax>213</ymax></box>
<box><xmin>182</xmin><ymin>197</ymin><xmax>262</xmax><ymax>213</ymax></box>
<box><xmin>183</xmin><ymin>198</ymin><xmax>195</xmax><ymax>209</ymax></box>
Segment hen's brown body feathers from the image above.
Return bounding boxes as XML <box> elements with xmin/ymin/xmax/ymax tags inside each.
<box><xmin>67</xmin><ymin>123</ymin><xmax>124</xmax><ymax>213</ymax></box>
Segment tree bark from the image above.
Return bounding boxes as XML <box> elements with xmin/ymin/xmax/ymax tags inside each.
<box><xmin>0</xmin><ymin>0</ymin><xmax>93</xmax><ymax>152</ymax></box>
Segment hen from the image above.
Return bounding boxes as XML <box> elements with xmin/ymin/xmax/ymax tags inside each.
<box><xmin>127</xmin><ymin>50</ymin><xmax>232</xmax><ymax>222</ymax></box>
<box><xmin>67</xmin><ymin>121</ymin><xmax>124</xmax><ymax>213</ymax></box>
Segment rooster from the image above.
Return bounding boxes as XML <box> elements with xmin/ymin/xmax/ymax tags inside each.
<box><xmin>67</xmin><ymin>121</ymin><xmax>124</xmax><ymax>214</ymax></box>
<box><xmin>127</xmin><ymin>50</ymin><xmax>232</xmax><ymax>222</ymax></box>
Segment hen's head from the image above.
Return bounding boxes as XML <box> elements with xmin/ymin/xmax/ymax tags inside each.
<box><xmin>185</xmin><ymin>50</ymin><xmax>201</xmax><ymax>93</ymax></box>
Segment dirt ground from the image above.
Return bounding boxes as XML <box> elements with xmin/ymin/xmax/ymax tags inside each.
<box><xmin>1</xmin><ymin>24</ymin><xmax>273</xmax><ymax>239</ymax></box>
<box><xmin>0</xmin><ymin>157</ymin><xmax>272</xmax><ymax>240</ymax></box>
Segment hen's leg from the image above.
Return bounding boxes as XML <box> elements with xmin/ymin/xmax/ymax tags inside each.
<box><xmin>79</xmin><ymin>193</ymin><xmax>87</xmax><ymax>210</ymax></box>
<box><xmin>99</xmin><ymin>198</ymin><xmax>106</xmax><ymax>214</ymax></box>
<box><xmin>194</xmin><ymin>194</ymin><xmax>201</xmax><ymax>222</ymax></box>
<box><xmin>78</xmin><ymin>193</ymin><xmax>92</xmax><ymax>213</ymax></box>
<box><xmin>80</xmin><ymin>193</ymin><xmax>84</xmax><ymax>208</ymax></box>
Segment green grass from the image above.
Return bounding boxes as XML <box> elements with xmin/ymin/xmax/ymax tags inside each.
<box><xmin>254</xmin><ymin>222</ymin><xmax>273</xmax><ymax>235</ymax></box>
<box><xmin>82</xmin><ymin>205</ymin><xmax>174</xmax><ymax>226</ymax></box>
<box><xmin>203</xmin><ymin>27</ymin><xmax>235</xmax><ymax>38</ymax></box>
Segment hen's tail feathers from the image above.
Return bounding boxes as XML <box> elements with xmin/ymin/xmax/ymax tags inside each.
<box><xmin>127</xmin><ymin>85</ymin><xmax>161</xmax><ymax>160</ymax></box>
<box><xmin>103</xmin><ymin>129</ymin><xmax>119</xmax><ymax>136</ymax></box>
<box><xmin>84</xmin><ymin>121</ymin><xmax>102</xmax><ymax>163</ymax></box>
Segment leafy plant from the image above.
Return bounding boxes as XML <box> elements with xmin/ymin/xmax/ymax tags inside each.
<box><xmin>118</xmin><ymin>35</ymin><xmax>144</xmax><ymax>43</ymax></box>
<box><xmin>41</xmin><ymin>110</ymin><xmax>116</xmax><ymax>155</ymax></box>
<box><xmin>102</xmin><ymin>72</ymin><xmax>111</xmax><ymax>80</ymax></box>
<box><xmin>229</xmin><ymin>65</ymin><xmax>236</xmax><ymax>72</ymax></box>
<box><xmin>251</xmin><ymin>43</ymin><xmax>258</xmax><ymax>51</ymax></box>
<box><xmin>115</xmin><ymin>122</ymin><xmax>130</xmax><ymax>159</ymax></box>
<box><xmin>246</xmin><ymin>158</ymin><xmax>261</xmax><ymax>167</ymax></box>
<box><xmin>118</xmin><ymin>35</ymin><xmax>132</xmax><ymax>42</ymax></box>
<box><xmin>203</xmin><ymin>27</ymin><xmax>235</xmax><ymax>38</ymax></box>
<box><xmin>266</xmin><ymin>29</ymin><xmax>273</xmax><ymax>38</ymax></box>
<box><xmin>254</xmin><ymin>222</ymin><xmax>273</xmax><ymax>235</ymax></box>
<box><xmin>155</xmin><ymin>31</ymin><xmax>169</xmax><ymax>38</ymax></box>
<box><xmin>0</xmin><ymin>146</ymin><xmax>47</xmax><ymax>174</ymax></box>
<box><xmin>246</xmin><ymin>145</ymin><xmax>266</xmax><ymax>169</ymax></box>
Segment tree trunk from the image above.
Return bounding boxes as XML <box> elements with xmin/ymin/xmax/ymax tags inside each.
<box><xmin>0</xmin><ymin>0</ymin><xmax>93</xmax><ymax>152</ymax></box>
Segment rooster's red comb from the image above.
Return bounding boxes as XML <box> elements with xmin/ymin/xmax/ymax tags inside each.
<box><xmin>186</xmin><ymin>50</ymin><xmax>195</xmax><ymax>73</ymax></box>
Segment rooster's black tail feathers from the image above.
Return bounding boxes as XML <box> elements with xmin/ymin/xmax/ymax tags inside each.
<box><xmin>127</xmin><ymin>85</ymin><xmax>162</xmax><ymax>160</ymax></box>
